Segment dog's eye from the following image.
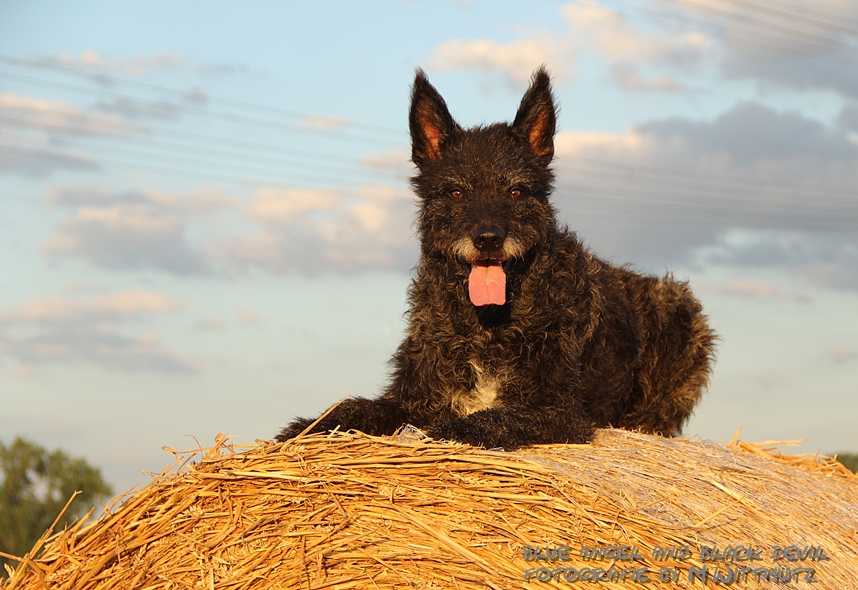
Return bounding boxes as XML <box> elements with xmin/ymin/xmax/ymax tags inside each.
<box><xmin>510</xmin><ymin>188</ymin><xmax>522</xmax><ymax>198</ymax></box>
<box><xmin>449</xmin><ymin>189</ymin><xmax>463</xmax><ymax>199</ymax></box>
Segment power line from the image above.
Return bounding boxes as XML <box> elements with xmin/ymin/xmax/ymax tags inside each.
<box><xmin>593</xmin><ymin>0</ymin><xmax>858</xmax><ymax>66</ymax></box>
<box><xmin>4</xmin><ymin>120</ymin><xmax>857</xmax><ymax>226</ymax></box>
<box><xmin>4</xmin><ymin>96</ymin><xmax>856</xmax><ymax>205</ymax></box>
<box><xmin>556</xmin><ymin>180</ymin><xmax>858</xmax><ymax>222</ymax></box>
<box><xmin>0</xmin><ymin>108</ymin><xmax>399</xmax><ymax>168</ymax></box>
<box><xmin>1</xmin><ymin>115</ymin><xmax>410</xmax><ymax>186</ymax></box>
<box><xmin>0</xmin><ymin>54</ymin><xmax>405</xmax><ymax>138</ymax></box>
<box><xmin>3</xmin><ymin>50</ymin><xmax>856</xmax><ymax>200</ymax></box>
<box><xmin>0</xmin><ymin>69</ymin><xmax>403</xmax><ymax>149</ymax></box>
<box><xmin>675</xmin><ymin>0</ymin><xmax>858</xmax><ymax>50</ymax></box>
<box><xmin>0</xmin><ymin>139</ymin><xmax>405</xmax><ymax>193</ymax></box>
<box><xmin>555</xmin><ymin>156</ymin><xmax>858</xmax><ymax>205</ymax></box>
<box><xmin>717</xmin><ymin>0</ymin><xmax>858</xmax><ymax>38</ymax></box>
<box><xmin>2</xmin><ymin>37</ymin><xmax>857</xmax><ymax>229</ymax></box>
<box><xmin>0</xmin><ymin>144</ymin><xmax>413</xmax><ymax>198</ymax></box>
<box><xmin>6</xmin><ymin>135</ymin><xmax>855</xmax><ymax>230</ymax></box>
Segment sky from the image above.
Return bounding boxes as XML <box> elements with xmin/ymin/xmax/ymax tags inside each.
<box><xmin>1</xmin><ymin>0</ymin><xmax>857</xmax><ymax>495</ymax></box>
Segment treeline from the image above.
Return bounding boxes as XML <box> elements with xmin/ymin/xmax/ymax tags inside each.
<box><xmin>0</xmin><ymin>438</ymin><xmax>112</xmax><ymax>576</ymax></box>
<box><xmin>835</xmin><ymin>453</ymin><xmax>858</xmax><ymax>473</ymax></box>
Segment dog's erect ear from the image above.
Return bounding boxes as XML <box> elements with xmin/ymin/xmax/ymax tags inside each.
<box><xmin>511</xmin><ymin>66</ymin><xmax>556</xmax><ymax>161</ymax></box>
<box><xmin>410</xmin><ymin>69</ymin><xmax>460</xmax><ymax>166</ymax></box>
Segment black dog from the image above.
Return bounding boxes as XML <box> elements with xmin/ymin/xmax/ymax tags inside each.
<box><xmin>276</xmin><ymin>67</ymin><xmax>715</xmax><ymax>449</ymax></box>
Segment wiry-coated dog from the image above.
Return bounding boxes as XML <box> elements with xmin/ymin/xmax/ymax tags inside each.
<box><xmin>276</xmin><ymin>67</ymin><xmax>715</xmax><ymax>449</ymax></box>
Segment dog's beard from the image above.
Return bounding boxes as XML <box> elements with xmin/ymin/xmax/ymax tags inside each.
<box><xmin>468</xmin><ymin>261</ymin><xmax>506</xmax><ymax>306</ymax></box>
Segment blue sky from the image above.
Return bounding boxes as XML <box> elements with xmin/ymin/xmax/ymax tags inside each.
<box><xmin>1</xmin><ymin>0</ymin><xmax>857</xmax><ymax>494</ymax></box>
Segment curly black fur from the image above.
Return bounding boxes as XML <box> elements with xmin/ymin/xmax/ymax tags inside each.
<box><xmin>276</xmin><ymin>67</ymin><xmax>716</xmax><ymax>449</ymax></box>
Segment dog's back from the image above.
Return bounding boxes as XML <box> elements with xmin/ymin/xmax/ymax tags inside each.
<box><xmin>276</xmin><ymin>67</ymin><xmax>715</xmax><ymax>449</ymax></box>
<box><xmin>552</xmin><ymin>239</ymin><xmax>715</xmax><ymax>436</ymax></box>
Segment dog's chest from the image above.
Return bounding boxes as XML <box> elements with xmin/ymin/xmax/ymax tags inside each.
<box><xmin>450</xmin><ymin>362</ymin><xmax>502</xmax><ymax>417</ymax></box>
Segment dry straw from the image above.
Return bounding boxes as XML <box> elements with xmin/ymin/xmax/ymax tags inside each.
<box><xmin>3</xmin><ymin>428</ymin><xmax>857</xmax><ymax>589</ymax></box>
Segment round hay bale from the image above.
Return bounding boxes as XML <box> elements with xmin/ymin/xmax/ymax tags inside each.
<box><xmin>3</xmin><ymin>428</ymin><xmax>857</xmax><ymax>589</ymax></box>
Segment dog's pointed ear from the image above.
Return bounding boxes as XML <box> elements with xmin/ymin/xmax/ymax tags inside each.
<box><xmin>410</xmin><ymin>69</ymin><xmax>459</xmax><ymax>166</ymax></box>
<box><xmin>511</xmin><ymin>66</ymin><xmax>556</xmax><ymax>161</ymax></box>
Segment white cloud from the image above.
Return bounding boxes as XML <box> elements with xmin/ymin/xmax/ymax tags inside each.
<box><xmin>301</xmin><ymin>114</ymin><xmax>349</xmax><ymax>131</ymax></box>
<box><xmin>0</xmin><ymin>129</ymin><xmax>98</xmax><ymax>177</ymax></box>
<box><xmin>693</xmin><ymin>230</ymin><xmax>858</xmax><ymax>293</ymax></box>
<box><xmin>243</xmin><ymin>187</ymin><xmax>340</xmax><ymax>224</ymax></box>
<box><xmin>193</xmin><ymin>63</ymin><xmax>252</xmax><ymax>77</ymax></box>
<box><xmin>0</xmin><ymin>92</ymin><xmax>130</xmax><ymax>135</ymax></box>
<box><xmin>213</xmin><ymin>184</ymin><xmax>416</xmax><ymax>274</ymax></box>
<box><xmin>428</xmin><ymin>34</ymin><xmax>572</xmax><ymax>85</ymax></box>
<box><xmin>195</xmin><ymin>318</ymin><xmax>225</xmax><ymax>331</ymax></box>
<box><xmin>11</xmin><ymin>364</ymin><xmax>38</xmax><ymax>379</ymax></box>
<box><xmin>827</xmin><ymin>346</ymin><xmax>858</xmax><ymax>363</ymax></box>
<box><xmin>43</xmin><ymin>185</ymin><xmax>237</xmax><ymax>274</ymax></box>
<box><xmin>0</xmin><ymin>290</ymin><xmax>182</xmax><ymax>322</ymax></box>
<box><xmin>562</xmin><ymin>2</ymin><xmax>711</xmax><ymax>94</ymax></box>
<box><xmin>46</xmin><ymin>49</ymin><xmax>256</xmax><ymax>82</ymax></box>
<box><xmin>637</xmin><ymin>102</ymin><xmax>858</xmax><ymax>163</ymax></box>
<box><xmin>0</xmin><ymin>93</ymin><xmax>181</xmax><ymax>176</ymax></box>
<box><xmin>611</xmin><ymin>64</ymin><xmax>683</xmax><ymax>93</ymax></box>
<box><xmin>550</xmin><ymin>102</ymin><xmax>858</xmax><ymax>286</ymax></box>
<box><xmin>426</xmin><ymin>2</ymin><xmax>712</xmax><ymax>92</ymax></box>
<box><xmin>0</xmin><ymin>291</ymin><xmax>193</xmax><ymax>372</ymax></box>
<box><xmin>714</xmin><ymin>279</ymin><xmax>812</xmax><ymax>303</ymax></box>
<box><xmin>645</xmin><ymin>0</ymin><xmax>858</xmax><ymax>98</ymax></box>
<box><xmin>237</xmin><ymin>308</ymin><xmax>262</xmax><ymax>325</ymax></box>
<box><xmin>555</xmin><ymin>101</ymin><xmax>858</xmax><ymax>180</ymax></box>
<box><xmin>719</xmin><ymin>279</ymin><xmax>779</xmax><ymax>299</ymax></box>
<box><xmin>564</xmin><ymin>3</ymin><xmax>711</xmax><ymax>67</ymax></box>
<box><xmin>92</xmin><ymin>96</ymin><xmax>183</xmax><ymax>120</ymax></box>
<box><xmin>50</xmin><ymin>49</ymin><xmax>184</xmax><ymax>77</ymax></box>
<box><xmin>359</xmin><ymin>148</ymin><xmax>413</xmax><ymax>176</ymax></box>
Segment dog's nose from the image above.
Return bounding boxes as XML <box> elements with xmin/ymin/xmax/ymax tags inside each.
<box><xmin>472</xmin><ymin>225</ymin><xmax>506</xmax><ymax>253</ymax></box>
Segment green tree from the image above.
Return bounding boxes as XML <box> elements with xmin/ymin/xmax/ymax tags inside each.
<box><xmin>835</xmin><ymin>452</ymin><xmax>858</xmax><ymax>473</ymax></box>
<box><xmin>0</xmin><ymin>437</ymin><xmax>112</xmax><ymax>575</ymax></box>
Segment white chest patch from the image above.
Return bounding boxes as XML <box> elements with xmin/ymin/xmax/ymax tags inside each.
<box><xmin>450</xmin><ymin>363</ymin><xmax>501</xmax><ymax>417</ymax></box>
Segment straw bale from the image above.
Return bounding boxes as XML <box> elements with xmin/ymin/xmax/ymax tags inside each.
<box><xmin>3</xmin><ymin>428</ymin><xmax>857</xmax><ymax>589</ymax></box>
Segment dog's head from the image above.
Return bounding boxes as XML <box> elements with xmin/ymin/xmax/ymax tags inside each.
<box><xmin>408</xmin><ymin>67</ymin><xmax>559</xmax><ymax>307</ymax></box>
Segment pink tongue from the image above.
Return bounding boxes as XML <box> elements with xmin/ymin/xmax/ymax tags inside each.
<box><xmin>468</xmin><ymin>263</ymin><xmax>506</xmax><ymax>306</ymax></box>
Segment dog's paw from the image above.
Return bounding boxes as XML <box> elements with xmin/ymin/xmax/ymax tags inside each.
<box><xmin>427</xmin><ymin>420</ymin><xmax>489</xmax><ymax>448</ymax></box>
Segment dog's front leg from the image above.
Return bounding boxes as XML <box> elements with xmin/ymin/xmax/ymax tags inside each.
<box><xmin>427</xmin><ymin>402</ymin><xmax>595</xmax><ymax>450</ymax></box>
<box><xmin>275</xmin><ymin>396</ymin><xmax>412</xmax><ymax>442</ymax></box>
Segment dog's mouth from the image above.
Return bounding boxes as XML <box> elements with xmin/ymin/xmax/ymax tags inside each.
<box><xmin>462</xmin><ymin>258</ymin><xmax>513</xmax><ymax>306</ymax></box>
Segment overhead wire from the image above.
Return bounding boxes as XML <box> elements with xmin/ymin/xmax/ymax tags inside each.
<box><xmin>556</xmin><ymin>179</ymin><xmax>858</xmax><ymax>223</ymax></box>
<box><xmin>0</xmin><ymin>69</ymin><xmax>403</xmax><ymax>148</ymax></box>
<box><xmin>0</xmin><ymin>137</ymin><xmax>405</xmax><ymax>191</ymax></box>
<box><xmin>591</xmin><ymin>0</ymin><xmax>858</xmax><ymax>66</ymax></box>
<box><xmin>0</xmin><ymin>54</ymin><xmax>404</xmax><ymax>138</ymax></box>
<box><xmin>670</xmin><ymin>0</ymin><xmax>858</xmax><ymax>50</ymax></box>
<box><xmin>6</xmin><ymin>134</ymin><xmax>853</xmax><ymax>228</ymax></box>
<box><xmin>1</xmin><ymin>24</ymin><xmax>857</xmax><ymax>230</ymax></box>
<box><xmin>0</xmin><ymin>115</ymin><xmax>410</xmax><ymax>187</ymax></box>
<box><xmin>762</xmin><ymin>0</ymin><xmax>858</xmax><ymax>29</ymax></box>
<box><xmin>555</xmin><ymin>156</ymin><xmax>858</xmax><ymax>202</ymax></box>
<box><xmin>2</xmin><ymin>80</ymin><xmax>855</xmax><ymax>202</ymax></box>
<box><xmin>0</xmin><ymin>144</ymin><xmax>415</xmax><ymax>199</ymax></box>
<box><xmin>0</xmin><ymin>107</ymin><xmax>397</xmax><ymax>168</ymax></box>
<box><xmin>3</xmin><ymin>137</ymin><xmax>854</xmax><ymax>229</ymax></box>
<box><xmin>2</xmin><ymin>51</ymin><xmax>855</xmax><ymax>191</ymax></box>
<box><xmin>717</xmin><ymin>0</ymin><xmax>858</xmax><ymax>37</ymax></box>
<box><xmin>5</xmin><ymin>101</ymin><xmax>856</xmax><ymax>225</ymax></box>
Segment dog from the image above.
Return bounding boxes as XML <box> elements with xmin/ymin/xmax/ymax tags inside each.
<box><xmin>276</xmin><ymin>67</ymin><xmax>715</xmax><ymax>449</ymax></box>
